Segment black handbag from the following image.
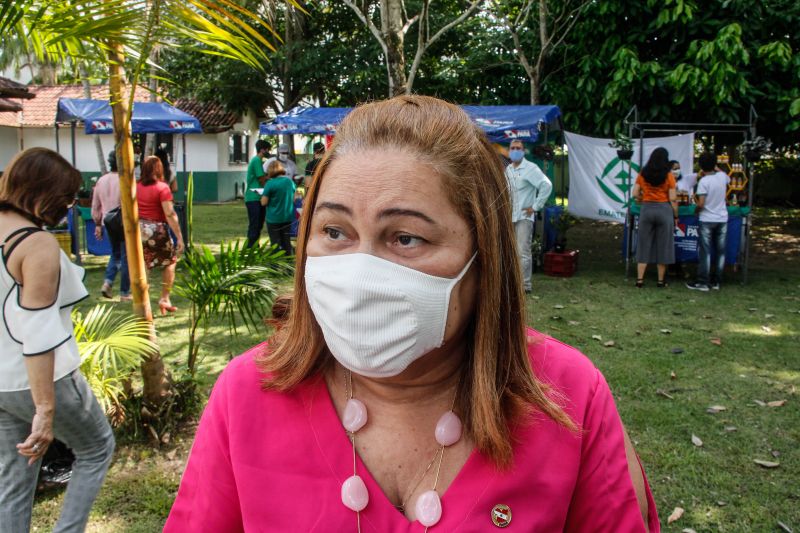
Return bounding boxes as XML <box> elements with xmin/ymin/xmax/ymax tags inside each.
<box><xmin>102</xmin><ymin>206</ymin><xmax>124</xmax><ymax>241</ymax></box>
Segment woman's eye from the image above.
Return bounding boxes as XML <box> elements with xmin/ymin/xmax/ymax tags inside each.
<box><xmin>396</xmin><ymin>234</ymin><xmax>424</xmax><ymax>247</ymax></box>
<box><xmin>323</xmin><ymin>227</ymin><xmax>343</xmax><ymax>240</ymax></box>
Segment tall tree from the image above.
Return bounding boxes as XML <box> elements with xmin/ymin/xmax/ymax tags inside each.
<box><xmin>1</xmin><ymin>0</ymin><xmax>280</xmax><ymax>408</ymax></box>
<box><xmin>491</xmin><ymin>0</ymin><xmax>590</xmax><ymax>104</ymax></box>
<box><xmin>342</xmin><ymin>0</ymin><xmax>482</xmax><ymax>96</ymax></box>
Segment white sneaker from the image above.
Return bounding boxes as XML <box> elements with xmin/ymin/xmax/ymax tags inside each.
<box><xmin>686</xmin><ymin>282</ymin><xmax>709</xmax><ymax>292</ymax></box>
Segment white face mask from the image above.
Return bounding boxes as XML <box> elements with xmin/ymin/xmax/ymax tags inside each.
<box><xmin>278</xmin><ymin>153</ymin><xmax>288</xmax><ymax>161</ymax></box>
<box><xmin>305</xmin><ymin>252</ymin><xmax>476</xmax><ymax>378</ymax></box>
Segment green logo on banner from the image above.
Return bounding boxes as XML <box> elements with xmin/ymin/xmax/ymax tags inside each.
<box><xmin>595</xmin><ymin>157</ymin><xmax>640</xmax><ymax>206</ymax></box>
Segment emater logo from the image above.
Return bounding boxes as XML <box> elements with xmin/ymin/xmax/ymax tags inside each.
<box><xmin>595</xmin><ymin>157</ymin><xmax>640</xmax><ymax>206</ymax></box>
<box><xmin>502</xmin><ymin>130</ymin><xmax>531</xmax><ymax>139</ymax></box>
<box><xmin>169</xmin><ymin>121</ymin><xmax>196</xmax><ymax>130</ymax></box>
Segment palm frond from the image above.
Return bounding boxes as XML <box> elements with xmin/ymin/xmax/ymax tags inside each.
<box><xmin>176</xmin><ymin>239</ymin><xmax>293</xmax><ymax>333</ymax></box>
<box><xmin>73</xmin><ymin>304</ymin><xmax>157</xmax><ymax>414</ymax></box>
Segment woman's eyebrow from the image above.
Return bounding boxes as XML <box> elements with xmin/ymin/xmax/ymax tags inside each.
<box><xmin>316</xmin><ymin>201</ymin><xmax>352</xmax><ymax>215</ymax></box>
<box><xmin>378</xmin><ymin>207</ymin><xmax>437</xmax><ymax>226</ymax></box>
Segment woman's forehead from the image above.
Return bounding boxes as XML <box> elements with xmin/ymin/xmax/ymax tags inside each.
<box><xmin>319</xmin><ymin>149</ymin><xmax>450</xmax><ymax>210</ymax></box>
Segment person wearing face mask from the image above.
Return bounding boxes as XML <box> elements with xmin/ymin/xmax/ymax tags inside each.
<box><xmin>672</xmin><ymin>160</ymin><xmax>697</xmax><ymax>196</ymax></box>
<box><xmin>0</xmin><ymin>148</ymin><xmax>115</xmax><ymax>533</ymax></box>
<box><xmin>504</xmin><ymin>139</ymin><xmax>552</xmax><ymax>293</ymax></box>
<box><xmin>264</xmin><ymin>142</ymin><xmax>298</xmax><ymax>181</ymax></box>
<box><xmin>166</xmin><ymin>96</ymin><xmax>658</xmax><ymax>532</ymax></box>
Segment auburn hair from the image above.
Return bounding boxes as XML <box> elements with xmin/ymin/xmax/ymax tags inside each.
<box><xmin>258</xmin><ymin>95</ymin><xmax>575</xmax><ymax>467</ymax></box>
<box><xmin>140</xmin><ymin>155</ymin><xmax>164</xmax><ymax>185</ymax></box>
<box><xmin>266</xmin><ymin>160</ymin><xmax>286</xmax><ymax>179</ymax></box>
<box><xmin>0</xmin><ymin>147</ymin><xmax>82</xmax><ymax>227</ymax></box>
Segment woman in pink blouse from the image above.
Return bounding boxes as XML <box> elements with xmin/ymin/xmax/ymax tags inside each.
<box><xmin>165</xmin><ymin>96</ymin><xmax>659</xmax><ymax>532</ymax></box>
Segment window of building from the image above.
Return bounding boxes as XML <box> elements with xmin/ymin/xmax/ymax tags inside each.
<box><xmin>229</xmin><ymin>132</ymin><xmax>250</xmax><ymax>164</ymax></box>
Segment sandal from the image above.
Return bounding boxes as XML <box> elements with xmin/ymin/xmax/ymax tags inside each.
<box><xmin>635</xmin><ymin>279</ymin><xmax>644</xmax><ymax>288</ymax></box>
<box><xmin>657</xmin><ymin>280</ymin><xmax>668</xmax><ymax>288</ymax></box>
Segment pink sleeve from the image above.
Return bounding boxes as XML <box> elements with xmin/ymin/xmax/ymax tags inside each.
<box><xmin>159</xmin><ymin>181</ymin><xmax>174</xmax><ymax>203</ymax></box>
<box><xmin>564</xmin><ymin>370</ymin><xmax>660</xmax><ymax>532</ymax></box>
<box><xmin>163</xmin><ymin>369</ymin><xmax>243</xmax><ymax>532</ymax></box>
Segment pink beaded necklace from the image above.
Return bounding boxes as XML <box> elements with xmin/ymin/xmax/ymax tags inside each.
<box><xmin>339</xmin><ymin>369</ymin><xmax>463</xmax><ymax>532</ymax></box>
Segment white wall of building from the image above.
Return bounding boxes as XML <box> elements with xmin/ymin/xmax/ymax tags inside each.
<box><xmin>0</xmin><ymin>127</ymin><xmax>20</xmax><ymax>171</ymax></box>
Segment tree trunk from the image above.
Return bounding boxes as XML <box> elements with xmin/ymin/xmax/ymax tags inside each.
<box><xmin>79</xmin><ymin>62</ymin><xmax>107</xmax><ymax>174</ymax></box>
<box><xmin>144</xmin><ymin>50</ymin><xmax>160</xmax><ymax>157</ymax></box>
<box><xmin>106</xmin><ymin>41</ymin><xmax>171</xmax><ymax>409</ymax></box>
<box><xmin>381</xmin><ymin>0</ymin><xmax>407</xmax><ymax>96</ymax></box>
<box><xmin>530</xmin><ymin>72</ymin><xmax>540</xmax><ymax>105</ymax></box>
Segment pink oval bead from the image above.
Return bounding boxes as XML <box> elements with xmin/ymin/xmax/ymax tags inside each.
<box><xmin>415</xmin><ymin>490</ymin><xmax>442</xmax><ymax>527</ymax></box>
<box><xmin>341</xmin><ymin>475</ymin><xmax>369</xmax><ymax>512</ymax></box>
<box><xmin>342</xmin><ymin>398</ymin><xmax>367</xmax><ymax>433</ymax></box>
<box><xmin>435</xmin><ymin>410</ymin><xmax>462</xmax><ymax>447</ymax></box>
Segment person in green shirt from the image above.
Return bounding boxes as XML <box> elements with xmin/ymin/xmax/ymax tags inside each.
<box><xmin>261</xmin><ymin>160</ymin><xmax>297</xmax><ymax>256</ymax></box>
<box><xmin>245</xmin><ymin>139</ymin><xmax>271</xmax><ymax>247</ymax></box>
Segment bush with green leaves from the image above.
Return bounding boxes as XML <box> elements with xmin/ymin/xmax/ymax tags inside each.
<box><xmin>174</xmin><ymin>240</ymin><xmax>294</xmax><ymax>375</ymax></box>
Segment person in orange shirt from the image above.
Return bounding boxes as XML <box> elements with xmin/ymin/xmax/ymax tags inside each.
<box><xmin>631</xmin><ymin>147</ymin><xmax>678</xmax><ymax>287</ymax></box>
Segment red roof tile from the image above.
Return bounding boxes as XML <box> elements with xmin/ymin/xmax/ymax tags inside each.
<box><xmin>173</xmin><ymin>98</ymin><xmax>240</xmax><ymax>133</ymax></box>
<box><xmin>0</xmin><ymin>85</ymin><xmax>153</xmax><ymax>128</ymax></box>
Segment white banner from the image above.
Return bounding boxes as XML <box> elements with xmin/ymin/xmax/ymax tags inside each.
<box><xmin>566</xmin><ymin>132</ymin><xmax>694</xmax><ymax>222</ymax></box>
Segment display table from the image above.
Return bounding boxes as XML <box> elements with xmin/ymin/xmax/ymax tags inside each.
<box><xmin>627</xmin><ymin>205</ymin><xmax>749</xmax><ymax>264</ymax></box>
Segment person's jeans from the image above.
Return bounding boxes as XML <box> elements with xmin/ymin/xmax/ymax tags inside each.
<box><xmin>0</xmin><ymin>371</ymin><xmax>115</xmax><ymax>533</ymax></box>
<box><xmin>103</xmin><ymin>234</ymin><xmax>130</xmax><ymax>296</ymax></box>
<box><xmin>697</xmin><ymin>221</ymin><xmax>727</xmax><ymax>286</ymax></box>
<box><xmin>514</xmin><ymin>219</ymin><xmax>534</xmax><ymax>291</ymax></box>
<box><xmin>245</xmin><ymin>201</ymin><xmax>266</xmax><ymax>247</ymax></box>
<box><xmin>267</xmin><ymin>221</ymin><xmax>293</xmax><ymax>256</ymax></box>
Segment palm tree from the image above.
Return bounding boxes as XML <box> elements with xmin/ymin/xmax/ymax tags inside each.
<box><xmin>0</xmin><ymin>0</ymin><xmax>286</xmax><ymax>408</ymax></box>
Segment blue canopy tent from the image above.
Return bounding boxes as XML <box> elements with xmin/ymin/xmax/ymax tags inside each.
<box><xmin>56</xmin><ymin>98</ymin><xmax>201</xmax><ymax>259</ymax></box>
<box><xmin>260</xmin><ymin>105</ymin><xmax>561</xmax><ymax>144</ymax></box>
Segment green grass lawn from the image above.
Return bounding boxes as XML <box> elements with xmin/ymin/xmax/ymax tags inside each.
<box><xmin>32</xmin><ymin>204</ymin><xmax>799</xmax><ymax>532</ymax></box>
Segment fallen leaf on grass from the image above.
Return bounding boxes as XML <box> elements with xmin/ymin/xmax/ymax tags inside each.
<box><xmin>667</xmin><ymin>507</ymin><xmax>684</xmax><ymax>524</ymax></box>
<box><xmin>657</xmin><ymin>389</ymin><xmax>675</xmax><ymax>400</ymax></box>
<box><xmin>761</xmin><ymin>325</ymin><xmax>773</xmax><ymax>333</ymax></box>
<box><xmin>753</xmin><ymin>399</ymin><xmax>767</xmax><ymax>407</ymax></box>
<box><xmin>724</xmin><ymin>426</ymin><xmax>737</xmax><ymax>432</ymax></box>
<box><xmin>710</xmin><ymin>337</ymin><xmax>722</xmax><ymax>346</ymax></box>
<box><xmin>716</xmin><ymin>501</ymin><xmax>727</xmax><ymax>507</ymax></box>
<box><xmin>550</xmin><ymin>316</ymin><xmax>562</xmax><ymax>320</ymax></box>
<box><xmin>748</xmin><ymin>307</ymin><xmax>758</xmax><ymax>312</ymax></box>
<box><xmin>754</xmin><ymin>459</ymin><xmax>780</xmax><ymax>468</ymax></box>
<box><xmin>682</xmin><ymin>529</ymin><xmax>698</xmax><ymax>533</ymax></box>
<box><xmin>706</xmin><ymin>405</ymin><xmax>727</xmax><ymax>414</ymax></box>
<box><xmin>764</xmin><ymin>313</ymin><xmax>775</xmax><ymax>319</ymax></box>
<box><xmin>767</xmin><ymin>399</ymin><xmax>787</xmax><ymax>407</ymax></box>
<box><xmin>691</xmin><ymin>434</ymin><xmax>703</xmax><ymax>447</ymax></box>
<box><xmin>671</xmin><ymin>347</ymin><xmax>684</xmax><ymax>354</ymax></box>
<box><xmin>772</xmin><ymin>450</ymin><xmax>781</xmax><ymax>458</ymax></box>
<box><xmin>660</xmin><ymin>328</ymin><xmax>672</xmax><ymax>334</ymax></box>
<box><xmin>553</xmin><ymin>304</ymin><xmax>565</xmax><ymax>309</ymax></box>
<box><xmin>670</xmin><ymin>371</ymin><xmax>677</xmax><ymax>380</ymax></box>
<box><xmin>603</xmin><ymin>340</ymin><xmax>616</xmax><ymax>347</ymax></box>
<box><xmin>591</xmin><ymin>334</ymin><xmax>602</xmax><ymax>341</ymax></box>
<box><xmin>567</xmin><ymin>320</ymin><xmax>580</xmax><ymax>326</ymax></box>
<box><xmin>777</xmin><ymin>520</ymin><xmax>793</xmax><ymax>533</ymax></box>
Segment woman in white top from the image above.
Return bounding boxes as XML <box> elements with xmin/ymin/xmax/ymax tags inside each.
<box><xmin>0</xmin><ymin>148</ymin><xmax>115</xmax><ymax>533</ymax></box>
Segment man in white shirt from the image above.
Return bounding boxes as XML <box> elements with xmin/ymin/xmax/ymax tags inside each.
<box><xmin>504</xmin><ymin>139</ymin><xmax>553</xmax><ymax>293</ymax></box>
<box><xmin>264</xmin><ymin>143</ymin><xmax>298</xmax><ymax>179</ymax></box>
<box><xmin>687</xmin><ymin>152</ymin><xmax>730</xmax><ymax>291</ymax></box>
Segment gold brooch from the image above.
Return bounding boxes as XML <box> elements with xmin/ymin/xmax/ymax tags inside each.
<box><xmin>491</xmin><ymin>503</ymin><xmax>512</xmax><ymax>528</ymax></box>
